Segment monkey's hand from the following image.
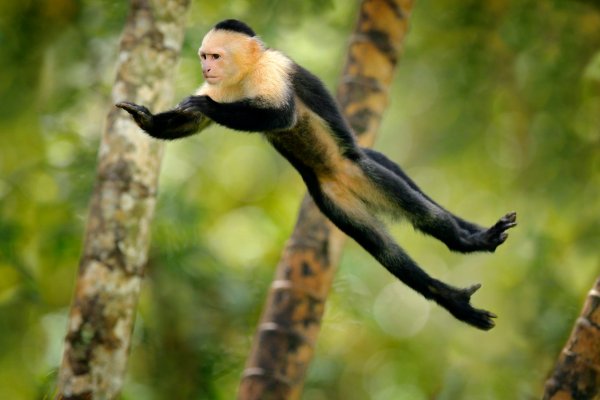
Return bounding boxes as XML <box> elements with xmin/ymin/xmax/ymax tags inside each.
<box><xmin>177</xmin><ymin>95</ymin><xmax>214</xmax><ymax>113</ymax></box>
<box><xmin>434</xmin><ymin>283</ymin><xmax>496</xmax><ymax>330</ymax></box>
<box><xmin>116</xmin><ymin>101</ymin><xmax>155</xmax><ymax>133</ymax></box>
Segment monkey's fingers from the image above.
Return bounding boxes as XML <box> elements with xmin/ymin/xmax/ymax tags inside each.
<box><xmin>116</xmin><ymin>102</ymin><xmax>153</xmax><ymax>131</ymax></box>
<box><xmin>116</xmin><ymin>101</ymin><xmax>151</xmax><ymax>116</ymax></box>
<box><xmin>176</xmin><ymin>95</ymin><xmax>210</xmax><ymax>113</ymax></box>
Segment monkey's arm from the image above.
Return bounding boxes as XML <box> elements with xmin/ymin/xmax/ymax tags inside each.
<box><xmin>178</xmin><ymin>95</ymin><xmax>296</xmax><ymax>132</ymax></box>
<box><xmin>116</xmin><ymin>101</ymin><xmax>212</xmax><ymax>140</ymax></box>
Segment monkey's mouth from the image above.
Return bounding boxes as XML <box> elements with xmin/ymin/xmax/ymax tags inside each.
<box><xmin>203</xmin><ymin>75</ymin><xmax>220</xmax><ymax>82</ymax></box>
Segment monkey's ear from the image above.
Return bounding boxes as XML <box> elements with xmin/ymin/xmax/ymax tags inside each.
<box><xmin>116</xmin><ymin>102</ymin><xmax>154</xmax><ymax>132</ymax></box>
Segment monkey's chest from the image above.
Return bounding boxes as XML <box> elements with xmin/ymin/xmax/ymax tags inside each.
<box><xmin>267</xmin><ymin>122</ymin><xmax>386</xmax><ymax>212</ymax></box>
<box><xmin>266</xmin><ymin>115</ymin><xmax>344</xmax><ymax>176</ymax></box>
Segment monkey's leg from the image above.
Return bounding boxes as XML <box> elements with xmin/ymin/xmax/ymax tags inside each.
<box><xmin>362</xmin><ymin>148</ymin><xmax>481</xmax><ymax>233</ymax></box>
<box><xmin>361</xmin><ymin>149</ymin><xmax>516</xmax><ymax>253</ymax></box>
<box><xmin>310</xmin><ymin>185</ymin><xmax>496</xmax><ymax>330</ymax></box>
<box><xmin>116</xmin><ymin>101</ymin><xmax>211</xmax><ymax>140</ymax></box>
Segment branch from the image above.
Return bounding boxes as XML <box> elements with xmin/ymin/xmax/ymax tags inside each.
<box><xmin>543</xmin><ymin>277</ymin><xmax>600</xmax><ymax>399</ymax></box>
<box><xmin>238</xmin><ymin>1</ymin><xmax>415</xmax><ymax>398</ymax></box>
<box><xmin>55</xmin><ymin>0</ymin><xmax>190</xmax><ymax>398</ymax></box>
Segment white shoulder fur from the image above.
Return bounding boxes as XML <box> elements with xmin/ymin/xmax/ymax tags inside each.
<box><xmin>245</xmin><ymin>49</ymin><xmax>294</xmax><ymax>106</ymax></box>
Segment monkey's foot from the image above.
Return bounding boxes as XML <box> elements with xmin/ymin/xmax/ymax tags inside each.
<box><xmin>437</xmin><ymin>283</ymin><xmax>496</xmax><ymax>330</ymax></box>
<box><xmin>116</xmin><ymin>101</ymin><xmax>154</xmax><ymax>131</ymax></box>
<box><xmin>475</xmin><ymin>211</ymin><xmax>517</xmax><ymax>252</ymax></box>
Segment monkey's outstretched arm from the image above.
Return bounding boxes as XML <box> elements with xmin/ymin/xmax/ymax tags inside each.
<box><xmin>116</xmin><ymin>101</ymin><xmax>212</xmax><ymax>140</ymax></box>
<box><xmin>178</xmin><ymin>95</ymin><xmax>296</xmax><ymax>132</ymax></box>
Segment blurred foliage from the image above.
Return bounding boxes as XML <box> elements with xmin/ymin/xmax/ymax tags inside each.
<box><xmin>0</xmin><ymin>0</ymin><xmax>599</xmax><ymax>399</ymax></box>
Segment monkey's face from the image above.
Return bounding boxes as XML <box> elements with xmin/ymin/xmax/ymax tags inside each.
<box><xmin>198</xmin><ymin>42</ymin><xmax>230</xmax><ymax>86</ymax></box>
<box><xmin>198</xmin><ymin>29</ymin><xmax>262</xmax><ymax>87</ymax></box>
<box><xmin>199</xmin><ymin>51</ymin><xmax>226</xmax><ymax>85</ymax></box>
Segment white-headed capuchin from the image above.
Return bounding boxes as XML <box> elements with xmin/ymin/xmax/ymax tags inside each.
<box><xmin>117</xmin><ymin>19</ymin><xmax>516</xmax><ymax>330</ymax></box>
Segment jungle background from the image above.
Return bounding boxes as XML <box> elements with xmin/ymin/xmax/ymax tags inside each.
<box><xmin>1</xmin><ymin>0</ymin><xmax>600</xmax><ymax>399</ymax></box>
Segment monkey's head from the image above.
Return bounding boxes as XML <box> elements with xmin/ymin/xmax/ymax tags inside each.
<box><xmin>198</xmin><ymin>19</ymin><xmax>265</xmax><ymax>87</ymax></box>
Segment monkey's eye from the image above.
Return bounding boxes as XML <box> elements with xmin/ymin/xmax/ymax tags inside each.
<box><xmin>213</xmin><ymin>54</ymin><xmax>221</xmax><ymax>60</ymax></box>
<box><xmin>200</xmin><ymin>54</ymin><xmax>207</xmax><ymax>60</ymax></box>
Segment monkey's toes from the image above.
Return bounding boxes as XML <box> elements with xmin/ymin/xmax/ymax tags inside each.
<box><xmin>458</xmin><ymin>285</ymin><xmax>496</xmax><ymax>330</ymax></box>
<box><xmin>468</xmin><ymin>308</ymin><xmax>497</xmax><ymax>331</ymax></box>
<box><xmin>483</xmin><ymin>211</ymin><xmax>517</xmax><ymax>251</ymax></box>
<box><xmin>464</xmin><ymin>283</ymin><xmax>482</xmax><ymax>297</ymax></box>
<box><xmin>492</xmin><ymin>212</ymin><xmax>517</xmax><ymax>233</ymax></box>
<box><xmin>499</xmin><ymin>211</ymin><xmax>517</xmax><ymax>228</ymax></box>
<box><xmin>447</xmin><ymin>305</ymin><xmax>496</xmax><ymax>330</ymax></box>
<box><xmin>437</xmin><ymin>283</ymin><xmax>496</xmax><ymax>330</ymax></box>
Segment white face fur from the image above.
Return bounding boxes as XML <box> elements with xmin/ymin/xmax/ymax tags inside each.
<box><xmin>198</xmin><ymin>29</ymin><xmax>257</xmax><ymax>86</ymax></box>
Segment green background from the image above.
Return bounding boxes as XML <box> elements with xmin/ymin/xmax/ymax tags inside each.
<box><xmin>1</xmin><ymin>0</ymin><xmax>599</xmax><ymax>398</ymax></box>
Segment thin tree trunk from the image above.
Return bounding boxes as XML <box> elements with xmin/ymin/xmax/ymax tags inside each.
<box><xmin>543</xmin><ymin>277</ymin><xmax>600</xmax><ymax>400</ymax></box>
<box><xmin>238</xmin><ymin>1</ymin><xmax>414</xmax><ymax>399</ymax></box>
<box><xmin>56</xmin><ymin>0</ymin><xmax>190</xmax><ymax>398</ymax></box>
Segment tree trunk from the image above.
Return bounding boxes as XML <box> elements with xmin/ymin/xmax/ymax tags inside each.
<box><xmin>55</xmin><ymin>0</ymin><xmax>190</xmax><ymax>398</ymax></box>
<box><xmin>543</xmin><ymin>277</ymin><xmax>600</xmax><ymax>400</ymax></box>
<box><xmin>238</xmin><ymin>1</ymin><xmax>415</xmax><ymax>399</ymax></box>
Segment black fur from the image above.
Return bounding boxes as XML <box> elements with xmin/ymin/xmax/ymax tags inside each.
<box><xmin>309</xmin><ymin>179</ymin><xmax>497</xmax><ymax>330</ymax></box>
<box><xmin>361</xmin><ymin>148</ymin><xmax>500</xmax><ymax>251</ymax></box>
<box><xmin>291</xmin><ymin>64</ymin><xmax>359</xmax><ymax>158</ymax></box>
<box><xmin>177</xmin><ymin>94</ymin><xmax>295</xmax><ymax>132</ymax></box>
<box><xmin>116</xmin><ymin>20</ymin><xmax>517</xmax><ymax>330</ymax></box>
<box><xmin>115</xmin><ymin>102</ymin><xmax>208</xmax><ymax>140</ymax></box>
<box><xmin>214</xmin><ymin>19</ymin><xmax>256</xmax><ymax>37</ymax></box>
<box><xmin>271</xmin><ymin>147</ymin><xmax>497</xmax><ymax>329</ymax></box>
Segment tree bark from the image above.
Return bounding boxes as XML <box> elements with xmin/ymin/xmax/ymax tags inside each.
<box><xmin>543</xmin><ymin>277</ymin><xmax>600</xmax><ymax>400</ymax></box>
<box><xmin>238</xmin><ymin>1</ymin><xmax>414</xmax><ymax>399</ymax></box>
<box><xmin>55</xmin><ymin>0</ymin><xmax>190</xmax><ymax>399</ymax></box>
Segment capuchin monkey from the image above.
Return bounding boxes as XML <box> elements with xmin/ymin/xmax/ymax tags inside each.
<box><xmin>117</xmin><ymin>19</ymin><xmax>516</xmax><ymax>330</ymax></box>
